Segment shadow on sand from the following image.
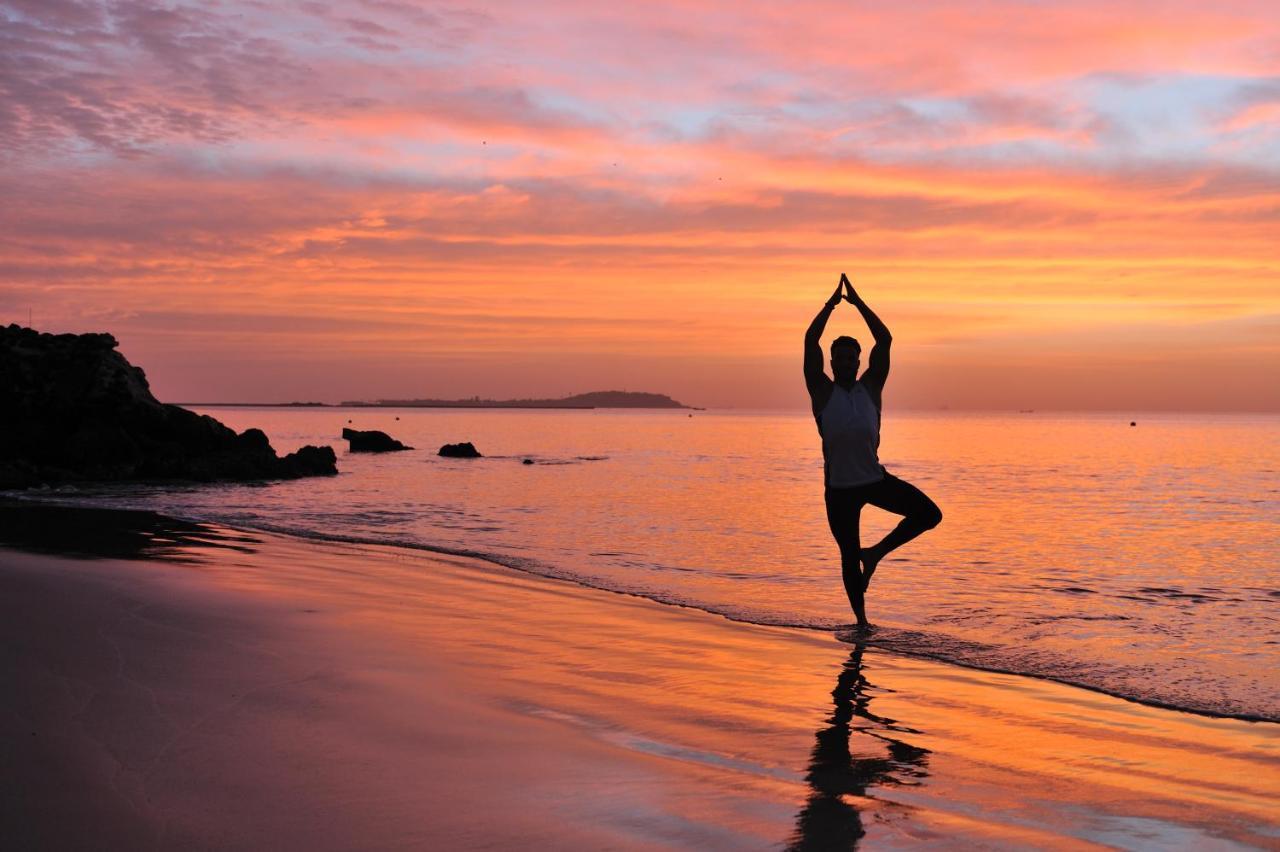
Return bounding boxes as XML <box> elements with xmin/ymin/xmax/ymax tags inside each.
<box><xmin>788</xmin><ymin>645</ymin><xmax>931</xmax><ymax>850</ymax></box>
<box><xmin>0</xmin><ymin>501</ymin><xmax>259</xmax><ymax>562</ymax></box>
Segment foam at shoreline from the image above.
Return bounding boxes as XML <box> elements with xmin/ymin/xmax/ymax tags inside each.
<box><xmin>4</xmin><ymin>494</ymin><xmax>1273</xmax><ymax>723</ymax></box>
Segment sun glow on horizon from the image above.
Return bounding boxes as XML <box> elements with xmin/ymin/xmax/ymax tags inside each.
<box><xmin>1</xmin><ymin>0</ymin><xmax>1277</xmax><ymax>410</ymax></box>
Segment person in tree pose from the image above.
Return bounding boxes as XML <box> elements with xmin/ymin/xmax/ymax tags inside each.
<box><xmin>804</xmin><ymin>274</ymin><xmax>942</xmax><ymax>632</ymax></box>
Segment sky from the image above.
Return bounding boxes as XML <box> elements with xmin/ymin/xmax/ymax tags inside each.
<box><xmin>1</xmin><ymin>0</ymin><xmax>1277</xmax><ymax>410</ymax></box>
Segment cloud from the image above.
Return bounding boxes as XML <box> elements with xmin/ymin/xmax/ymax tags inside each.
<box><xmin>1</xmin><ymin>0</ymin><xmax>1277</xmax><ymax>407</ymax></box>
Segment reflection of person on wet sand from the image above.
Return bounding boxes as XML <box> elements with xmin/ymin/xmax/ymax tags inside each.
<box><xmin>788</xmin><ymin>646</ymin><xmax>930</xmax><ymax>850</ymax></box>
<box><xmin>804</xmin><ymin>274</ymin><xmax>942</xmax><ymax>633</ymax></box>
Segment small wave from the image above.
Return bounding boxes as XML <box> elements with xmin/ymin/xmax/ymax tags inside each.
<box><xmin>1136</xmin><ymin>586</ymin><xmax>1219</xmax><ymax>602</ymax></box>
<box><xmin>1036</xmin><ymin>614</ymin><xmax>1133</xmax><ymax>622</ymax></box>
<box><xmin>343</xmin><ymin>510</ymin><xmax>420</xmax><ymax>527</ymax></box>
<box><xmin>479</xmin><ymin>455</ymin><xmax>609</xmax><ymax>465</ymax></box>
<box><xmin>834</xmin><ymin>627</ymin><xmax>1276</xmax><ymax>723</ymax></box>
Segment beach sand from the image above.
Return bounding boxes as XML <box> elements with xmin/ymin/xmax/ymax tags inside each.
<box><xmin>1</xmin><ymin>506</ymin><xmax>1277</xmax><ymax>850</ymax></box>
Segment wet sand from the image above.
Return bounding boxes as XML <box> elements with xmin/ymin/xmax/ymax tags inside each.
<box><xmin>1</xmin><ymin>505</ymin><xmax>1277</xmax><ymax>849</ymax></box>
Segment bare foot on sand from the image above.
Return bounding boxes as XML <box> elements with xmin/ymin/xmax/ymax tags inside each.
<box><xmin>860</xmin><ymin>547</ymin><xmax>882</xmax><ymax>592</ymax></box>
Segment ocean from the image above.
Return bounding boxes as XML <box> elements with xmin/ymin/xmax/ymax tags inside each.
<box><xmin>12</xmin><ymin>407</ymin><xmax>1278</xmax><ymax>721</ymax></box>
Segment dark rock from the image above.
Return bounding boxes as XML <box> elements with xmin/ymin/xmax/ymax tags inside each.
<box><xmin>0</xmin><ymin>324</ymin><xmax>338</xmax><ymax>488</ymax></box>
<box><xmin>522</xmin><ymin>458</ymin><xmax>534</xmax><ymax>465</ymax></box>
<box><xmin>438</xmin><ymin>442</ymin><xmax>481</xmax><ymax>458</ymax></box>
<box><xmin>280</xmin><ymin>444</ymin><xmax>338</xmax><ymax>476</ymax></box>
<box><xmin>342</xmin><ymin>428</ymin><xmax>412</xmax><ymax>452</ymax></box>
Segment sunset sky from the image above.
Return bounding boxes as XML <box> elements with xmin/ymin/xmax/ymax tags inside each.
<box><xmin>2</xmin><ymin>0</ymin><xmax>1277</xmax><ymax>409</ymax></box>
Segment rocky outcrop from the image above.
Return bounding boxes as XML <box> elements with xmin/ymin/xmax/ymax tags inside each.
<box><xmin>342</xmin><ymin>428</ymin><xmax>411</xmax><ymax>452</ymax></box>
<box><xmin>438</xmin><ymin>442</ymin><xmax>481</xmax><ymax>458</ymax></box>
<box><xmin>0</xmin><ymin>325</ymin><xmax>337</xmax><ymax>489</ymax></box>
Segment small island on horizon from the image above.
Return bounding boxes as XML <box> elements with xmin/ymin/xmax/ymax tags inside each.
<box><xmin>189</xmin><ymin>391</ymin><xmax>698</xmax><ymax>410</ymax></box>
<box><xmin>345</xmin><ymin>391</ymin><xmax>694</xmax><ymax>409</ymax></box>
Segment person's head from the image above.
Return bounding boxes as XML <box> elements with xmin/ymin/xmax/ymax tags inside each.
<box><xmin>830</xmin><ymin>336</ymin><xmax>861</xmax><ymax>383</ymax></box>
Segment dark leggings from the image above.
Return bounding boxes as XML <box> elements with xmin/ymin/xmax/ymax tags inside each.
<box><xmin>825</xmin><ymin>471</ymin><xmax>942</xmax><ymax>619</ymax></box>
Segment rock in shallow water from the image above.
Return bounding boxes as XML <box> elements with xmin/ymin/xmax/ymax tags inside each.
<box><xmin>438</xmin><ymin>442</ymin><xmax>481</xmax><ymax>458</ymax></box>
<box><xmin>342</xmin><ymin>428</ymin><xmax>412</xmax><ymax>452</ymax></box>
<box><xmin>0</xmin><ymin>324</ymin><xmax>337</xmax><ymax>488</ymax></box>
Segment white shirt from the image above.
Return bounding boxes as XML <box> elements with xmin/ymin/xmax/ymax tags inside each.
<box><xmin>819</xmin><ymin>382</ymin><xmax>885</xmax><ymax>488</ymax></box>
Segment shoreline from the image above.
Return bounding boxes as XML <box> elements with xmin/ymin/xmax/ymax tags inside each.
<box><xmin>1</xmin><ymin>503</ymin><xmax>1277</xmax><ymax>849</ymax></box>
<box><xmin>3</xmin><ymin>497</ymin><xmax>1272</xmax><ymax>725</ymax></box>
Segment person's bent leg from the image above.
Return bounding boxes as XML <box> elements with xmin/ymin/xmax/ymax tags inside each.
<box><xmin>824</xmin><ymin>487</ymin><xmax>869</xmax><ymax>628</ymax></box>
<box><xmin>859</xmin><ymin>473</ymin><xmax>942</xmax><ymax>590</ymax></box>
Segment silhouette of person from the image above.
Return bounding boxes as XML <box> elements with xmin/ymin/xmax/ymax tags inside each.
<box><xmin>804</xmin><ymin>274</ymin><xmax>942</xmax><ymax>632</ymax></box>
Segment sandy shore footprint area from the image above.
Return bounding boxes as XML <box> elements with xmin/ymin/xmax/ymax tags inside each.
<box><xmin>1</xmin><ymin>502</ymin><xmax>1277</xmax><ymax>850</ymax></box>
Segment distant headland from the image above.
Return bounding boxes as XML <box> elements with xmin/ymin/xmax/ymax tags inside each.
<box><xmin>186</xmin><ymin>391</ymin><xmax>697</xmax><ymax>410</ymax></box>
<box><xmin>345</xmin><ymin>391</ymin><xmax>695</xmax><ymax>409</ymax></box>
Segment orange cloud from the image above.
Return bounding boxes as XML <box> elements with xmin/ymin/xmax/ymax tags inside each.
<box><xmin>1</xmin><ymin>0</ymin><xmax>1276</xmax><ymax>409</ymax></box>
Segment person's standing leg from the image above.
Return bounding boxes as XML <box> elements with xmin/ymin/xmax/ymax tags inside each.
<box><xmin>825</xmin><ymin>487</ymin><xmax>869</xmax><ymax>628</ymax></box>
<box><xmin>859</xmin><ymin>473</ymin><xmax>942</xmax><ymax>590</ymax></box>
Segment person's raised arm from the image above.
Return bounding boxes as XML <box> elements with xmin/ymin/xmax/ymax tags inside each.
<box><xmin>842</xmin><ymin>274</ymin><xmax>892</xmax><ymax>399</ymax></box>
<box><xmin>804</xmin><ymin>281</ymin><xmax>843</xmax><ymax>394</ymax></box>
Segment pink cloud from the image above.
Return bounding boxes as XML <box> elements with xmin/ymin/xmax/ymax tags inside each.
<box><xmin>1</xmin><ymin>0</ymin><xmax>1277</xmax><ymax>408</ymax></box>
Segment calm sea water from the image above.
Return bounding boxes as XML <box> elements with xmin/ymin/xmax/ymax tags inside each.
<box><xmin>16</xmin><ymin>407</ymin><xmax>1279</xmax><ymax>720</ymax></box>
